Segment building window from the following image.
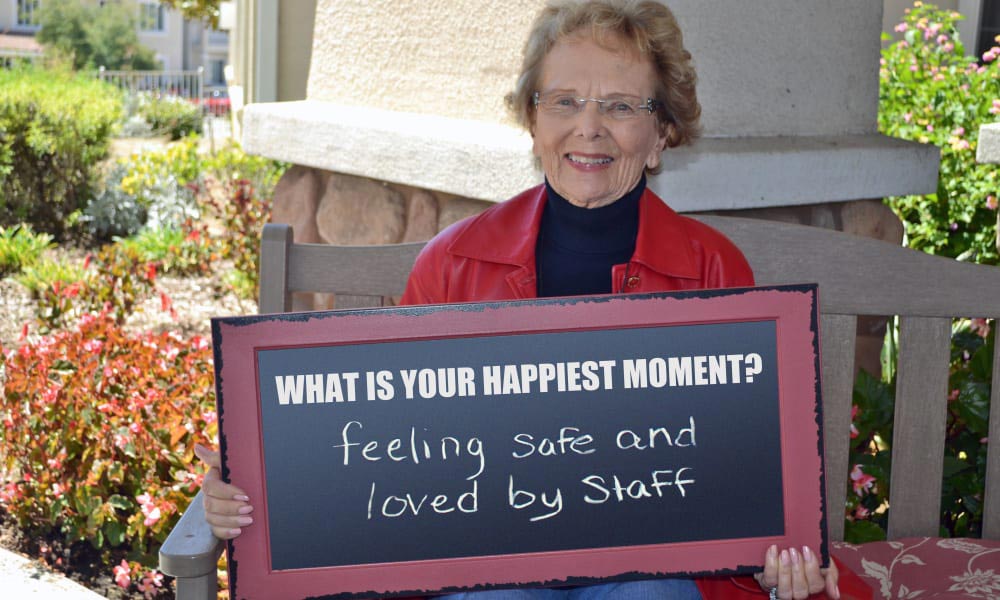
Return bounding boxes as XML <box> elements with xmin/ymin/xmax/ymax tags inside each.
<box><xmin>139</xmin><ymin>1</ymin><xmax>166</xmax><ymax>32</ymax></box>
<box><xmin>210</xmin><ymin>59</ymin><xmax>226</xmax><ymax>85</ymax></box>
<box><xmin>16</xmin><ymin>0</ymin><xmax>40</xmax><ymax>28</ymax></box>
<box><xmin>978</xmin><ymin>1</ymin><xmax>1000</xmax><ymax>58</ymax></box>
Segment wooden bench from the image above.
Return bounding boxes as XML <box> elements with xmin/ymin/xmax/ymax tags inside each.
<box><xmin>160</xmin><ymin>218</ymin><xmax>1000</xmax><ymax>599</ymax></box>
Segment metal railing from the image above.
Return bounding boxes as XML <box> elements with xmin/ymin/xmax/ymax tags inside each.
<box><xmin>97</xmin><ymin>66</ymin><xmax>205</xmax><ymax>104</ymax></box>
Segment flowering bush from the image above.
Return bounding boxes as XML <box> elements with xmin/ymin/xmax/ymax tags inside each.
<box><xmin>846</xmin><ymin>319</ymin><xmax>994</xmax><ymax>541</ymax></box>
<box><xmin>32</xmin><ymin>244</ymin><xmax>161</xmax><ymax>333</ymax></box>
<box><xmin>0</xmin><ymin>309</ymin><xmax>217</xmax><ymax>592</ymax></box>
<box><xmin>880</xmin><ymin>2</ymin><xmax>1000</xmax><ymax>264</ymax></box>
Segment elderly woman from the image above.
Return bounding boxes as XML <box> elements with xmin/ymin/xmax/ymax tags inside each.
<box><xmin>198</xmin><ymin>1</ymin><xmax>839</xmax><ymax>598</ymax></box>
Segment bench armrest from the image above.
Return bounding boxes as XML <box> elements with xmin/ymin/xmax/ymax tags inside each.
<box><xmin>159</xmin><ymin>490</ymin><xmax>225</xmax><ymax>600</ymax></box>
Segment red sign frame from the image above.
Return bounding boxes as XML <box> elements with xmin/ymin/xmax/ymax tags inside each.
<box><xmin>212</xmin><ymin>284</ymin><xmax>827</xmax><ymax>599</ymax></box>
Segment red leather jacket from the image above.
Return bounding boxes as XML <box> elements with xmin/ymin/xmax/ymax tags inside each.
<box><xmin>401</xmin><ymin>184</ymin><xmax>754</xmax><ymax>305</ymax></box>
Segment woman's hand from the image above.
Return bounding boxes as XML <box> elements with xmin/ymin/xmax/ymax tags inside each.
<box><xmin>195</xmin><ymin>444</ymin><xmax>254</xmax><ymax>540</ymax></box>
<box><xmin>754</xmin><ymin>545</ymin><xmax>840</xmax><ymax>599</ymax></box>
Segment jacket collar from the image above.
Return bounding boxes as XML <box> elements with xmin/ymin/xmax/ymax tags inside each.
<box><xmin>447</xmin><ymin>183</ymin><xmax>701</xmax><ymax>280</ymax></box>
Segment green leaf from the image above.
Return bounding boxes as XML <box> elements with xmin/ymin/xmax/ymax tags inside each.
<box><xmin>844</xmin><ymin>519</ymin><xmax>887</xmax><ymax>544</ymax></box>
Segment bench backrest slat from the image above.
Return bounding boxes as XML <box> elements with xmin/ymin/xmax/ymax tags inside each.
<box><xmin>889</xmin><ymin>316</ymin><xmax>952</xmax><ymax>538</ymax></box>
<box><xmin>985</xmin><ymin>344</ymin><xmax>1000</xmax><ymax>539</ymax></box>
<box><xmin>696</xmin><ymin>216</ymin><xmax>1000</xmax><ymax>317</ymax></box>
<box><xmin>819</xmin><ymin>313</ymin><xmax>858</xmax><ymax>543</ymax></box>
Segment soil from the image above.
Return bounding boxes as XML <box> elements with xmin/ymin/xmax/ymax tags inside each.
<box><xmin>0</xmin><ymin>248</ymin><xmax>253</xmax><ymax>598</ymax></box>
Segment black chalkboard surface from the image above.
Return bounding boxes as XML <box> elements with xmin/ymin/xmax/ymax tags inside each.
<box><xmin>214</xmin><ymin>285</ymin><xmax>826</xmax><ymax>599</ymax></box>
<box><xmin>257</xmin><ymin>320</ymin><xmax>782</xmax><ymax>570</ymax></box>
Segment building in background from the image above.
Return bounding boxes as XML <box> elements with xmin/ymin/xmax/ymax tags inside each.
<box><xmin>0</xmin><ymin>0</ymin><xmax>230</xmax><ymax>90</ymax></box>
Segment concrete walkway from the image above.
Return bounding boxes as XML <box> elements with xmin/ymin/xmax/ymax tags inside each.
<box><xmin>0</xmin><ymin>545</ymin><xmax>103</xmax><ymax>598</ymax></box>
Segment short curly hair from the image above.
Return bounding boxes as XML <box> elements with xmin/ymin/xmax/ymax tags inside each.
<box><xmin>507</xmin><ymin>0</ymin><xmax>701</xmax><ymax>171</ymax></box>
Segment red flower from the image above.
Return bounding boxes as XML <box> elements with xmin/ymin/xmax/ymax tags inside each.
<box><xmin>145</xmin><ymin>262</ymin><xmax>157</xmax><ymax>281</ymax></box>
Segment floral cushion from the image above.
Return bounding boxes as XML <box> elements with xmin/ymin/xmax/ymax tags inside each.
<box><xmin>833</xmin><ymin>538</ymin><xmax>1000</xmax><ymax>599</ymax></box>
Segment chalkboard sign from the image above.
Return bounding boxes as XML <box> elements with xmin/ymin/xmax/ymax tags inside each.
<box><xmin>213</xmin><ymin>285</ymin><xmax>827</xmax><ymax>599</ymax></box>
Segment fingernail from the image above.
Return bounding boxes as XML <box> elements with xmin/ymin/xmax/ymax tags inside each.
<box><xmin>803</xmin><ymin>546</ymin><xmax>813</xmax><ymax>562</ymax></box>
<box><xmin>228</xmin><ymin>528</ymin><xmax>241</xmax><ymax>536</ymax></box>
<box><xmin>780</xmin><ymin>550</ymin><xmax>790</xmax><ymax>566</ymax></box>
<box><xmin>768</xmin><ymin>544</ymin><xmax>778</xmax><ymax>558</ymax></box>
<box><xmin>237</xmin><ymin>505</ymin><xmax>254</xmax><ymax>515</ymax></box>
<box><xmin>237</xmin><ymin>516</ymin><xmax>253</xmax><ymax>526</ymax></box>
<box><xmin>790</xmin><ymin>548</ymin><xmax>800</xmax><ymax>565</ymax></box>
<box><xmin>835</xmin><ymin>584</ymin><xmax>841</xmax><ymax>599</ymax></box>
<box><xmin>233</xmin><ymin>494</ymin><xmax>249</xmax><ymax>502</ymax></box>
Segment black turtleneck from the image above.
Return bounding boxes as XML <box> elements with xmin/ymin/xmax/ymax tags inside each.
<box><xmin>535</xmin><ymin>177</ymin><xmax>643</xmax><ymax>297</ymax></box>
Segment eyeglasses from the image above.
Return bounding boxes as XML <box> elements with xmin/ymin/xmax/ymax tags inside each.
<box><xmin>532</xmin><ymin>91</ymin><xmax>661</xmax><ymax>120</ymax></box>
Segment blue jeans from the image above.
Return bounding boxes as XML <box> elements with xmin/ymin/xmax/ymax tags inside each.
<box><xmin>439</xmin><ymin>579</ymin><xmax>702</xmax><ymax>599</ymax></box>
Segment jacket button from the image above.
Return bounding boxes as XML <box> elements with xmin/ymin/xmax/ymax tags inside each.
<box><xmin>626</xmin><ymin>276</ymin><xmax>640</xmax><ymax>288</ymax></box>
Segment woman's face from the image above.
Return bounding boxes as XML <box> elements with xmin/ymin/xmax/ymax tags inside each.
<box><xmin>532</xmin><ymin>33</ymin><xmax>668</xmax><ymax>209</ymax></box>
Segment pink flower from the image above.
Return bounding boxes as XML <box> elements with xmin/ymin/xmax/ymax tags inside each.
<box><xmin>949</xmin><ymin>389</ymin><xmax>960</xmax><ymax>402</ymax></box>
<box><xmin>942</xmin><ymin>42</ymin><xmax>954</xmax><ymax>52</ymax></box>
<box><xmin>851</xmin><ymin>464</ymin><xmax>877</xmax><ymax>496</ymax></box>
<box><xmin>51</xmin><ymin>483</ymin><xmax>64</xmax><ymax>499</ymax></box>
<box><xmin>971</xmin><ymin>318</ymin><xmax>991</xmax><ymax>338</ymax></box>
<box><xmin>992</xmin><ymin>100</ymin><xmax>1000</xmax><ymax>115</ymax></box>
<box><xmin>113</xmin><ymin>433</ymin><xmax>129</xmax><ymax>449</ymax></box>
<box><xmin>987</xmin><ymin>196</ymin><xmax>998</xmax><ymax>210</ymax></box>
<box><xmin>143</xmin><ymin>506</ymin><xmax>161</xmax><ymax>527</ymax></box>
<box><xmin>138</xmin><ymin>570</ymin><xmax>164</xmax><ymax>594</ymax></box>
<box><xmin>113</xmin><ymin>560</ymin><xmax>131</xmax><ymax>589</ymax></box>
<box><xmin>138</xmin><ymin>493</ymin><xmax>161</xmax><ymax>526</ymax></box>
<box><xmin>853</xmin><ymin>505</ymin><xmax>870</xmax><ymax>519</ymax></box>
<box><xmin>910</xmin><ymin>64</ymin><xmax>919</xmax><ymax>72</ymax></box>
<box><xmin>953</xmin><ymin>127</ymin><xmax>966</xmax><ymax>137</ymax></box>
<box><xmin>850</xmin><ymin>405</ymin><xmax>860</xmax><ymax>439</ymax></box>
<box><xmin>936</xmin><ymin>34</ymin><xmax>949</xmax><ymax>44</ymax></box>
<box><xmin>903</xmin><ymin>112</ymin><xmax>913</xmax><ymax>123</ymax></box>
<box><xmin>82</xmin><ymin>339</ymin><xmax>104</xmax><ymax>353</ymax></box>
<box><xmin>951</xmin><ymin>138</ymin><xmax>970</xmax><ymax>150</ymax></box>
<box><xmin>927</xmin><ymin>124</ymin><xmax>935</xmax><ymax>132</ymax></box>
<box><xmin>894</xmin><ymin>22</ymin><xmax>908</xmax><ymax>33</ymax></box>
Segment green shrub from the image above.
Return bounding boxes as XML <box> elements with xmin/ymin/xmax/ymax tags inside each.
<box><xmin>0</xmin><ymin>224</ymin><xmax>54</xmax><ymax>278</ymax></box>
<box><xmin>0</xmin><ymin>67</ymin><xmax>122</xmax><ymax>238</ymax></box>
<box><xmin>81</xmin><ymin>164</ymin><xmax>147</xmax><ymax>242</ymax></box>
<box><xmin>115</xmin><ymin>224</ymin><xmax>218</xmax><ymax>277</ymax></box>
<box><xmin>880</xmin><ymin>3</ymin><xmax>1000</xmax><ymax>264</ymax></box>
<box><xmin>121</xmin><ymin>138</ymin><xmax>287</xmax><ymax>299</ymax></box>
<box><xmin>197</xmin><ymin>143</ymin><xmax>287</xmax><ymax>300</ymax></box>
<box><xmin>138</xmin><ymin>95</ymin><xmax>202</xmax><ymax>141</ymax></box>
<box><xmin>0</xmin><ymin>310</ymin><xmax>216</xmax><ymax>591</ymax></box>
<box><xmin>15</xmin><ymin>258</ymin><xmax>89</xmax><ymax>298</ymax></box>
<box><xmin>29</xmin><ymin>244</ymin><xmax>160</xmax><ymax>333</ymax></box>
